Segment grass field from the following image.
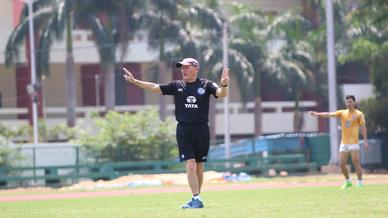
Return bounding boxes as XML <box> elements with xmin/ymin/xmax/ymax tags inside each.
<box><xmin>1</xmin><ymin>184</ymin><xmax>388</xmax><ymax>218</ymax></box>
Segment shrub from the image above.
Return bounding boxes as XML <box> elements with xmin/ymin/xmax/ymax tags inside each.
<box><xmin>76</xmin><ymin>108</ymin><xmax>178</xmax><ymax>162</ymax></box>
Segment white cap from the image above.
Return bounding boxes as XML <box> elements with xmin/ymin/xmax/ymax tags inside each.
<box><xmin>176</xmin><ymin>58</ymin><xmax>199</xmax><ymax>68</ymax></box>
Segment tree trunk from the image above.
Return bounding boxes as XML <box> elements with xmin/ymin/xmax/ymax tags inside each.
<box><xmin>293</xmin><ymin>110</ymin><xmax>304</xmax><ymax>132</ymax></box>
<box><xmin>65</xmin><ymin>14</ymin><xmax>76</xmax><ymax>127</ymax></box>
<box><xmin>65</xmin><ymin>52</ymin><xmax>76</xmax><ymax>127</ymax></box>
<box><xmin>254</xmin><ymin>96</ymin><xmax>262</xmax><ymax>137</ymax></box>
<box><xmin>293</xmin><ymin>90</ymin><xmax>304</xmax><ymax>132</ymax></box>
<box><xmin>302</xmin><ymin>0</ymin><xmax>320</xmax><ymax>28</ymax></box>
<box><xmin>158</xmin><ymin>61</ymin><xmax>167</xmax><ymax>120</ymax></box>
<box><xmin>104</xmin><ymin>63</ymin><xmax>116</xmax><ymax>111</ymax></box>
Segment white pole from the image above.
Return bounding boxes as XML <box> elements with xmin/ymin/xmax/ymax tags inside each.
<box><xmin>28</xmin><ymin>0</ymin><xmax>39</xmax><ymax>145</ymax></box>
<box><xmin>223</xmin><ymin>23</ymin><xmax>230</xmax><ymax>159</ymax></box>
<box><xmin>325</xmin><ymin>0</ymin><xmax>339</xmax><ymax>164</ymax></box>
<box><xmin>95</xmin><ymin>74</ymin><xmax>100</xmax><ymax>107</ymax></box>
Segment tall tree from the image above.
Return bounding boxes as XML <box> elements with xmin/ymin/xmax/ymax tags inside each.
<box><xmin>5</xmin><ymin>0</ymin><xmax>78</xmax><ymax>127</ymax></box>
<box><xmin>340</xmin><ymin>0</ymin><xmax>388</xmax><ymax>133</ymax></box>
<box><xmin>303</xmin><ymin>0</ymin><xmax>356</xmax><ymax>131</ymax></box>
<box><xmin>6</xmin><ymin>0</ymin><xmax>146</xmax><ymax>123</ymax></box>
<box><xmin>177</xmin><ymin>1</ymin><xmax>260</xmax><ymax>140</ymax></box>
<box><xmin>141</xmin><ymin>0</ymin><xmax>192</xmax><ymax>120</ymax></box>
<box><xmin>228</xmin><ymin>4</ymin><xmax>269</xmax><ymax>136</ymax></box>
<box><xmin>265</xmin><ymin>42</ymin><xmax>316</xmax><ymax>132</ymax></box>
<box><xmin>266</xmin><ymin>12</ymin><xmax>316</xmax><ymax>132</ymax></box>
<box><xmin>79</xmin><ymin>0</ymin><xmax>146</xmax><ymax>111</ymax></box>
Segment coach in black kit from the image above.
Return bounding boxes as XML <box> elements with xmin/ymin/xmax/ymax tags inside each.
<box><xmin>123</xmin><ymin>58</ymin><xmax>229</xmax><ymax>209</ymax></box>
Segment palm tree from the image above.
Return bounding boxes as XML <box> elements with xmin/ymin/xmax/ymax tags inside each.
<box><xmin>174</xmin><ymin>1</ymin><xmax>225</xmax><ymax>143</ymax></box>
<box><xmin>140</xmin><ymin>0</ymin><xmax>197</xmax><ymax>120</ymax></box>
<box><xmin>79</xmin><ymin>0</ymin><xmax>146</xmax><ymax>111</ymax></box>
<box><xmin>179</xmin><ymin>1</ymin><xmax>267</xmax><ymax>139</ymax></box>
<box><xmin>5</xmin><ymin>0</ymin><xmax>78</xmax><ymax>127</ymax></box>
<box><xmin>143</xmin><ymin>0</ymin><xmax>227</xmax><ymax>123</ymax></box>
<box><xmin>265</xmin><ymin>42</ymin><xmax>316</xmax><ymax>132</ymax></box>
<box><xmin>261</xmin><ymin>1</ymin><xmax>331</xmax><ymax>133</ymax></box>
<box><xmin>174</xmin><ymin>1</ymin><xmax>260</xmax><ymax>141</ymax></box>
<box><xmin>228</xmin><ymin>7</ymin><xmax>269</xmax><ymax>137</ymax></box>
<box><xmin>301</xmin><ymin>0</ymin><xmax>350</xmax><ymax>131</ymax></box>
<box><xmin>6</xmin><ymin>0</ymin><xmax>146</xmax><ymax>125</ymax></box>
<box><xmin>265</xmin><ymin>12</ymin><xmax>316</xmax><ymax>132</ymax></box>
<box><xmin>141</xmin><ymin>0</ymin><xmax>233</xmax><ymax>141</ymax></box>
<box><xmin>186</xmin><ymin>2</ymin><xmax>270</xmax><ymax>138</ymax></box>
<box><xmin>142</xmin><ymin>0</ymin><xmax>261</xmax><ymax>141</ymax></box>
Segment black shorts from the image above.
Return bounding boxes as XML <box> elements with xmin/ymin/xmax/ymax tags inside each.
<box><xmin>176</xmin><ymin>122</ymin><xmax>210</xmax><ymax>162</ymax></box>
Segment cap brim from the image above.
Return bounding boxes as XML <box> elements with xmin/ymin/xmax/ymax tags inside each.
<box><xmin>176</xmin><ymin>62</ymin><xmax>191</xmax><ymax>68</ymax></box>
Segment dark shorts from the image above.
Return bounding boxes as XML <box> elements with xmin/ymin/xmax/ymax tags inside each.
<box><xmin>176</xmin><ymin>122</ymin><xmax>210</xmax><ymax>162</ymax></box>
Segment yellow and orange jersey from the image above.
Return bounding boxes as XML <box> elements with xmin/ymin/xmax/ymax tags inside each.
<box><xmin>330</xmin><ymin>109</ymin><xmax>365</xmax><ymax>144</ymax></box>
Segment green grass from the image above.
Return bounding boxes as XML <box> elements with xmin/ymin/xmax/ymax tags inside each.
<box><xmin>1</xmin><ymin>184</ymin><xmax>388</xmax><ymax>218</ymax></box>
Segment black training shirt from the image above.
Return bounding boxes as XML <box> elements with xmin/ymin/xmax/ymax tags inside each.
<box><xmin>159</xmin><ymin>78</ymin><xmax>219</xmax><ymax>123</ymax></box>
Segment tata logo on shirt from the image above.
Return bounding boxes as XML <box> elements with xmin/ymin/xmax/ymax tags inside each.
<box><xmin>185</xmin><ymin>96</ymin><xmax>198</xmax><ymax>108</ymax></box>
<box><xmin>186</xmin><ymin>96</ymin><xmax>197</xmax><ymax>103</ymax></box>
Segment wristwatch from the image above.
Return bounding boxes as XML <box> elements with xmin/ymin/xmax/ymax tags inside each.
<box><xmin>221</xmin><ymin>84</ymin><xmax>228</xmax><ymax>87</ymax></box>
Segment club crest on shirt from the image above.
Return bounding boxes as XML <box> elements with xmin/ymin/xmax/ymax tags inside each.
<box><xmin>197</xmin><ymin>87</ymin><xmax>205</xmax><ymax>95</ymax></box>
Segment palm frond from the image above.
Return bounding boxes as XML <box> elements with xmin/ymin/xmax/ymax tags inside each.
<box><xmin>20</xmin><ymin>0</ymin><xmax>54</xmax><ymax>20</ymax></box>
<box><xmin>142</xmin><ymin>11</ymin><xmax>189</xmax><ymax>52</ymax></box>
<box><xmin>227</xmin><ymin>48</ymin><xmax>256</xmax><ymax>103</ymax></box>
<box><xmin>230</xmin><ymin>12</ymin><xmax>267</xmax><ymax>28</ymax></box>
<box><xmin>36</xmin><ymin>17</ymin><xmax>58</xmax><ymax>78</ymax></box>
<box><xmin>148</xmin><ymin>0</ymin><xmax>179</xmax><ymax>18</ymax></box>
<box><xmin>266</xmin><ymin>11</ymin><xmax>310</xmax><ymax>39</ymax></box>
<box><xmin>189</xmin><ymin>5</ymin><xmax>224</xmax><ymax>31</ymax></box>
<box><xmin>84</xmin><ymin>13</ymin><xmax>115</xmax><ymax>67</ymax></box>
<box><xmin>5</xmin><ymin>7</ymin><xmax>53</xmax><ymax>66</ymax></box>
<box><xmin>5</xmin><ymin>23</ymin><xmax>27</xmax><ymax>66</ymax></box>
<box><xmin>54</xmin><ymin>1</ymin><xmax>66</xmax><ymax>40</ymax></box>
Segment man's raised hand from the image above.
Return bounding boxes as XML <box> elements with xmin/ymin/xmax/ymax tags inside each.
<box><xmin>123</xmin><ymin>67</ymin><xmax>135</xmax><ymax>83</ymax></box>
<box><xmin>221</xmin><ymin>68</ymin><xmax>229</xmax><ymax>87</ymax></box>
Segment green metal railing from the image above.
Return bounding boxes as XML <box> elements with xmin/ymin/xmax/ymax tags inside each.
<box><xmin>0</xmin><ymin>153</ymin><xmax>317</xmax><ymax>188</ymax></box>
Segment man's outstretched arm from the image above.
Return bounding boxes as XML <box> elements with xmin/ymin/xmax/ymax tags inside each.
<box><xmin>308</xmin><ymin>111</ymin><xmax>337</xmax><ymax>118</ymax></box>
<box><xmin>123</xmin><ymin>68</ymin><xmax>162</xmax><ymax>94</ymax></box>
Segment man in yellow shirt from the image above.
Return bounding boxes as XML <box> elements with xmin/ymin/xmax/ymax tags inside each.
<box><xmin>309</xmin><ymin>95</ymin><xmax>369</xmax><ymax>188</ymax></box>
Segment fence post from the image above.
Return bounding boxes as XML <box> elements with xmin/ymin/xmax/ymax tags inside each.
<box><xmin>33</xmin><ymin>147</ymin><xmax>37</xmax><ymax>184</ymax></box>
<box><xmin>252</xmin><ymin>138</ymin><xmax>257</xmax><ymax>167</ymax></box>
<box><xmin>75</xmin><ymin>146</ymin><xmax>80</xmax><ymax>183</ymax></box>
<box><xmin>252</xmin><ymin>138</ymin><xmax>256</xmax><ymax>154</ymax></box>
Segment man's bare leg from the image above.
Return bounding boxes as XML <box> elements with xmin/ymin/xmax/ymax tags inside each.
<box><xmin>339</xmin><ymin>151</ymin><xmax>350</xmax><ymax>180</ymax></box>
<box><xmin>351</xmin><ymin>149</ymin><xmax>363</xmax><ymax>186</ymax></box>
<box><xmin>185</xmin><ymin>159</ymin><xmax>199</xmax><ymax>195</ymax></box>
<box><xmin>196</xmin><ymin>162</ymin><xmax>204</xmax><ymax>193</ymax></box>
<box><xmin>181</xmin><ymin>159</ymin><xmax>204</xmax><ymax>208</ymax></box>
